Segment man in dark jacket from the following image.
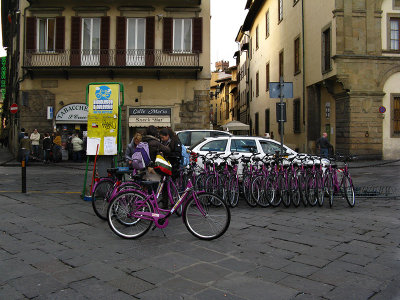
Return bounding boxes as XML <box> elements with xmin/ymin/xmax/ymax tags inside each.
<box><xmin>42</xmin><ymin>133</ymin><xmax>52</xmax><ymax>163</ymax></box>
<box><xmin>142</xmin><ymin>126</ymin><xmax>170</xmax><ymax>162</ymax></box>
<box><xmin>316</xmin><ymin>132</ymin><xmax>332</xmax><ymax>158</ymax></box>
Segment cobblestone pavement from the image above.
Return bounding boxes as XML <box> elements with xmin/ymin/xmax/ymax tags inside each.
<box><xmin>0</xmin><ymin>154</ymin><xmax>399</xmax><ymax>299</ymax></box>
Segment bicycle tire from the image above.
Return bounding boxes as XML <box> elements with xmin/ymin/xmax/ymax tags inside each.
<box><xmin>307</xmin><ymin>175</ymin><xmax>318</xmax><ymax>206</ymax></box>
<box><xmin>290</xmin><ymin>175</ymin><xmax>301</xmax><ymax>207</ymax></box>
<box><xmin>268</xmin><ymin>175</ymin><xmax>281</xmax><ymax>207</ymax></box>
<box><xmin>168</xmin><ymin>180</ymin><xmax>182</xmax><ymax>216</ymax></box>
<box><xmin>298</xmin><ymin>174</ymin><xmax>308</xmax><ymax>207</ymax></box>
<box><xmin>183</xmin><ymin>192</ymin><xmax>230</xmax><ymax>240</ymax></box>
<box><xmin>244</xmin><ymin>176</ymin><xmax>257</xmax><ymax>207</ymax></box>
<box><xmin>204</xmin><ymin>175</ymin><xmax>223</xmax><ymax>207</ymax></box>
<box><xmin>92</xmin><ymin>179</ymin><xmax>114</xmax><ymax>220</ymax></box>
<box><xmin>107</xmin><ymin>191</ymin><xmax>153</xmax><ymax>239</ymax></box>
<box><xmin>323</xmin><ymin>173</ymin><xmax>334</xmax><ymax>208</ymax></box>
<box><xmin>228</xmin><ymin>177</ymin><xmax>240</xmax><ymax>207</ymax></box>
<box><xmin>342</xmin><ymin>175</ymin><xmax>355</xmax><ymax>207</ymax></box>
<box><xmin>280</xmin><ymin>174</ymin><xmax>291</xmax><ymax>208</ymax></box>
<box><xmin>316</xmin><ymin>172</ymin><xmax>324</xmax><ymax>207</ymax></box>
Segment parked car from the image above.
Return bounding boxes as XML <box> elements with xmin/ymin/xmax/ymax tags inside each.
<box><xmin>176</xmin><ymin>130</ymin><xmax>232</xmax><ymax>147</ymax></box>
<box><xmin>189</xmin><ymin>136</ymin><xmax>298</xmax><ymax>174</ymax></box>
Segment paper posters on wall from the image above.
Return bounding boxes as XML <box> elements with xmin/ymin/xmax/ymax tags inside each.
<box><xmin>86</xmin><ymin>84</ymin><xmax>120</xmax><ymax>155</ymax></box>
<box><xmin>86</xmin><ymin>137</ymin><xmax>101</xmax><ymax>155</ymax></box>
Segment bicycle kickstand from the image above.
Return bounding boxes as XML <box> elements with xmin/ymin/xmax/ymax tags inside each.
<box><xmin>151</xmin><ymin>224</ymin><xmax>167</xmax><ymax>237</ymax></box>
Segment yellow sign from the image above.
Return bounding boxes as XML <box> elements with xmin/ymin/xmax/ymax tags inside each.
<box><xmin>87</xmin><ymin>84</ymin><xmax>120</xmax><ymax>155</ymax></box>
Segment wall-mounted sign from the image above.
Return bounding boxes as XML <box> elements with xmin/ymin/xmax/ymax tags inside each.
<box><xmin>379</xmin><ymin>106</ymin><xmax>386</xmax><ymax>114</ymax></box>
<box><xmin>56</xmin><ymin>104</ymin><xmax>88</xmax><ymax>123</ymax></box>
<box><xmin>128</xmin><ymin>107</ymin><xmax>171</xmax><ymax>127</ymax></box>
<box><xmin>47</xmin><ymin>106</ymin><xmax>53</xmax><ymax>120</ymax></box>
<box><xmin>129</xmin><ymin>108</ymin><xmax>171</xmax><ymax>115</ymax></box>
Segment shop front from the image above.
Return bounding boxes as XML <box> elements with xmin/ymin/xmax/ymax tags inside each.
<box><xmin>128</xmin><ymin>107</ymin><xmax>172</xmax><ymax>141</ymax></box>
<box><xmin>55</xmin><ymin>104</ymin><xmax>88</xmax><ymax>159</ymax></box>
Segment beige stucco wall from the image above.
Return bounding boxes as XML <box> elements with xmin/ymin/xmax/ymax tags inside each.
<box><xmin>304</xmin><ymin>0</ymin><xmax>336</xmax><ymax>86</ymax></box>
<box><xmin>381</xmin><ymin>0</ymin><xmax>400</xmax><ymax>56</ymax></box>
<box><xmin>382</xmin><ymin>71</ymin><xmax>400</xmax><ymax>159</ymax></box>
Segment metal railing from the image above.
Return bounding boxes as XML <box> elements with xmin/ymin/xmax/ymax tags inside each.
<box><xmin>24</xmin><ymin>49</ymin><xmax>200</xmax><ymax>68</ymax></box>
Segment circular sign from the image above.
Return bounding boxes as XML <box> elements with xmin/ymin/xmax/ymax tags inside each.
<box><xmin>10</xmin><ymin>103</ymin><xmax>18</xmax><ymax>114</ymax></box>
<box><xmin>379</xmin><ymin>106</ymin><xmax>386</xmax><ymax>114</ymax></box>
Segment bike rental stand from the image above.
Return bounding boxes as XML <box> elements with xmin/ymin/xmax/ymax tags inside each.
<box><xmin>81</xmin><ymin>82</ymin><xmax>124</xmax><ymax>200</ymax></box>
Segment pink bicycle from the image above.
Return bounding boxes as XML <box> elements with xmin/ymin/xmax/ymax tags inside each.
<box><xmin>107</xmin><ymin>176</ymin><xmax>231</xmax><ymax>240</ymax></box>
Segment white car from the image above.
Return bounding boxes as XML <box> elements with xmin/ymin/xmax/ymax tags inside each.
<box><xmin>189</xmin><ymin>136</ymin><xmax>298</xmax><ymax>174</ymax></box>
<box><xmin>176</xmin><ymin>130</ymin><xmax>232</xmax><ymax>147</ymax></box>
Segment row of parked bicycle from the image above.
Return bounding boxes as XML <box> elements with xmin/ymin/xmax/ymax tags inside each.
<box><xmin>174</xmin><ymin>152</ymin><xmax>356</xmax><ymax>209</ymax></box>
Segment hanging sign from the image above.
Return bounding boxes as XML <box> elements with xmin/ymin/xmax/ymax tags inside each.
<box><xmin>86</xmin><ymin>84</ymin><xmax>120</xmax><ymax>155</ymax></box>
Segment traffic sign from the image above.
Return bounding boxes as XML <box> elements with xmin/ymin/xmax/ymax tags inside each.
<box><xmin>10</xmin><ymin>103</ymin><xmax>18</xmax><ymax>114</ymax></box>
<box><xmin>269</xmin><ymin>82</ymin><xmax>293</xmax><ymax>99</ymax></box>
<box><xmin>379</xmin><ymin>106</ymin><xmax>386</xmax><ymax>113</ymax></box>
<box><xmin>276</xmin><ymin>102</ymin><xmax>287</xmax><ymax>122</ymax></box>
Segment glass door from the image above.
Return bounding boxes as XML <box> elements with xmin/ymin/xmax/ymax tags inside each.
<box><xmin>126</xmin><ymin>18</ymin><xmax>146</xmax><ymax>66</ymax></box>
<box><xmin>81</xmin><ymin>18</ymin><xmax>100</xmax><ymax>66</ymax></box>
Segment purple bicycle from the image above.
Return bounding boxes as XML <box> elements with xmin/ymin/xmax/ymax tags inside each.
<box><xmin>107</xmin><ymin>176</ymin><xmax>231</xmax><ymax>240</ymax></box>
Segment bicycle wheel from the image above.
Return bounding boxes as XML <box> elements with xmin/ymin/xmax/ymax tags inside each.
<box><xmin>342</xmin><ymin>175</ymin><xmax>355</xmax><ymax>207</ymax></box>
<box><xmin>107</xmin><ymin>191</ymin><xmax>153</xmax><ymax>239</ymax></box>
<box><xmin>228</xmin><ymin>177</ymin><xmax>240</xmax><ymax>207</ymax></box>
<box><xmin>298</xmin><ymin>174</ymin><xmax>308</xmax><ymax>207</ymax></box>
<box><xmin>168</xmin><ymin>180</ymin><xmax>182</xmax><ymax>216</ymax></box>
<box><xmin>323</xmin><ymin>173</ymin><xmax>334</xmax><ymax>207</ymax></box>
<box><xmin>290</xmin><ymin>175</ymin><xmax>301</xmax><ymax>207</ymax></box>
<box><xmin>280</xmin><ymin>174</ymin><xmax>291</xmax><ymax>208</ymax></box>
<box><xmin>307</xmin><ymin>175</ymin><xmax>318</xmax><ymax>206</ymax></box>
<box><xmin>195</xmin><ymin>173</ymin><xmax>206</xmax><ymax>191</ymax></box>
<box><xmin>268</xmin><ymin>175</ymin><xmax>281</xmax><ymax>207</ymax></box>
<box><xmin>251</xmin><ymin>175</ymin><xmax>268</xmax><ymax>207</ymax></box>
<box><xmin>183</xmin><ymin>192</ymin><xmax>230</xmax><ymax>240</ymax></box>
<box><xmin>316</xmin><ymin>172</ymin><xmax>324</xmax><ymax>207</ymax></box>
<box><xmin>244</xmin><ymin>176</ymin><xmax>257</xmax><ymax>207</ymax></box>
<box><xmin>92</xmin><ymin>179</ymin><xmax>114</xmax><ymax>220</ymax></box>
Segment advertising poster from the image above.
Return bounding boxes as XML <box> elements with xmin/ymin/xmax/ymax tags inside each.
<box><xmin>86</xmin><ymin>84</ymin><xmax>120</xmax><ymax>155</ymax></box>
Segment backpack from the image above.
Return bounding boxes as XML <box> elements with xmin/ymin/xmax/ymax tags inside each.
<box><xmin>131</xmin><ymin>142</ymin><xmax>151</xmax><ymax>170</ymax></box>
<box><xmin>180</xmin><ymin>144</ymin><xmax>190</xmax><ymax>167</ymax></box>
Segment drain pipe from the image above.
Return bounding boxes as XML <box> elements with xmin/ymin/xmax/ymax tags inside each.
<box><xmin>302</xmin><ymin>0</ymin><xmax>306</xmax><ymax>150</ymax></box>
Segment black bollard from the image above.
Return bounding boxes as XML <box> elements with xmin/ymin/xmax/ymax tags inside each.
<box><xmin>22</xmin><ymin>160</ymin><xmax>26</xmax><ymax>193</ymax></box>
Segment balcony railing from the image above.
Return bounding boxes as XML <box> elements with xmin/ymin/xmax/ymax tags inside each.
<box><xmin>24</xmin><ymin>49</ymin><xmax>200</xmax><ymax>68</ymax></box>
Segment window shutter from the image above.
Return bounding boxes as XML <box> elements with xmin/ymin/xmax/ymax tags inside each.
<box><xmin>145</xmin><ymin>16</ymin><xmax>155</xmax><ymax>66</ymax></box>
<box><xmin>100</xmin><ymin>16</ymin><xmax>110</xmax><ymax>66</ymax></box>
<box><xmin>70</xmin><ymin>17</ymin><xmax>81</xmax><ymax>66</ymax></box>
<box><xmin>26</xmin><ymin>17</ymin><xmax>36</xmax><ymax>51</ymax></box>
<box><xmin>116</xmin><ymin>16</ymin><xmax>126</xmax><ymax>66</ymax></box>
<box><xmin>55</xmin><ymin>17</ymin><xmax>65</xmax><ymax>52</ymax></box>
<box><xmin>163</xmin><ymin>18</ymin><xmax>173</xmax><ymax>53</ymax></box>
<box><xmin>192</xmin><ymin>17</ymin><xmax>203</xmax><ymax>53</ymax></box>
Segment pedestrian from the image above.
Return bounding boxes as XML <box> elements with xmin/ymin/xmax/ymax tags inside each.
<box><xmin>316</xmin><ymin>132</ymin><xmax>332</xmax><ymax>158</ymax></box>
<box><xmin>125</xmin><ymin>133</ymin><xmax>142</xmax><ymax>167</ymax></box>
<box><xmin>53</xmin><ymin>132</ymin><xmax>62</xmax><ymax>162</ymax></box>
<box><xmin>71</xmin><ymin>133</ymin><xmax>83</xmax><ymax>163</ymax></box>
<box><xmin>30</xmin><ymin>129</ymin><xmax>41</xmax><ymax>160</ymax></box>
<box><xmin>159</xmin><ymin>127</ymin><xmax>182</xmax><ymax>177</ymax></box>
<box><xmin>142</xmin><ymin>126</ymin><xmax>171</xmax><ymax>197</ymax></box>
<box><xmin>20</xmin><ymin>132</ymin><xmax>31</xmax><ymax>164</ymax></box>
<box><xmin>42</xmin><ymin>133</ymin><xmax>52</xmax><ymax>163</ymax></box>
<box><xmin>18</xmin><ymin>128</ymin><xmax>25</xmax><ymax>143</ymax></box>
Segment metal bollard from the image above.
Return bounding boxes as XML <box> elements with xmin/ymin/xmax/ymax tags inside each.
<box><xmin>22</xmin><ymin>160</ymin><xmax>26</xmax><ymax>193</ymax></box>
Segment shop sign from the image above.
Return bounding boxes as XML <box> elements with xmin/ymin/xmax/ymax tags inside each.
<box><xmin>56</xmin><ymin>104</ymin><xmax>88</xmax><ymax>123</ymax></box>
<box><xmin>129</xmin><ymin>108</ymin><xmax>171</xmax><ymax>116</ymax></box>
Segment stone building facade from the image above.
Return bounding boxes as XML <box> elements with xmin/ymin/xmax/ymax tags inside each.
<box><xmin>239</xmin><ymin>0</ymin><xmax>400</xmax><ymax>159</ymax></box>
<box><xmin>3</xmin><ymin>0</ymin><xmax>211</xmax><ymax>153</ymax></box>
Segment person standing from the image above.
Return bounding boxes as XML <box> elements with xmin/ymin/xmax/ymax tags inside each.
<box><xmin>125</xmin><ymin>133</ymin><xmax>142</xmax><ymax>167</ymax></box>
<box><xmin>20</xmin><ymin>132</ymin><xmax>31</xmax><ymax>164</ymax></box>
<box><xmin>71</xmin><ymin>134</ymin><xmax>83</xmax><ymax>163</ymax></box>
<box><xmin>316</xmin><ymin>132</ymin><xmax>332</xmax><ymax>158</ymax></box>
<box><xmin>30</xmin><ymin>129</ymin><xmax>40</xmax><ymax>159</ymax></box>
<box><xmin>18</xmin><ymin>128</ymin><xmax>25</xmax><ymax>143</ymax></box>
<box><xmin>53</xmin><ymin>132</ymin><xmax>62</xmax><ymax>162</ymax></box>
<box><xmin>42</xmin><ymin>133</ymin><xmax>52</xmax><ymax>163</ymax></box>
<box><xmin>159</xmin><ymin>127</ymin><xmax>182</xmax><ymax>176</ymax></box>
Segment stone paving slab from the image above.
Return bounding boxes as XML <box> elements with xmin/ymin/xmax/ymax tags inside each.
<box><xmin>0</xmin><ymin>162</ymin><xmax>399</xmax><ymax>299</ymax></box>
